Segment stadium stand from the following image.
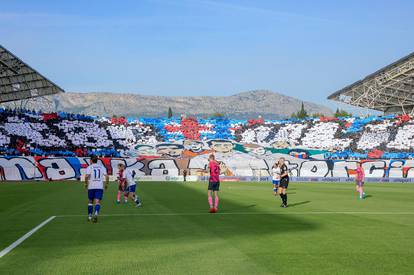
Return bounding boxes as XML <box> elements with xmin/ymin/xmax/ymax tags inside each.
<box><xmin>1</xmin><ymin>108</ymin><xmax>414</xmax><ymax>159</ymax></box>
<box><xmin>1</xmin><ymin>46</ymin><xmax>413</xmax><ymax>162</ymax></box>
<box><xmin>328</xmin><ymin>51</ymin><xmax>414</xmax><ymax>114</ymax></box>
<box><xmin>0</xmin><ymin>45</ymin><xmax>64</xmax><ymax>103</ymax></box>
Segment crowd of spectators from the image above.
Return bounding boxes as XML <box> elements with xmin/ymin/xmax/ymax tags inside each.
<box><xmin>0</xmin><ymin>107</ymin><xmax>414</xmax><ymax>159</ymax></box>
<box><xmin>0</xmin><ymin>108</ymin><xmax>159</xmax><ymax>157</ymax></box>
<box><xmin>233</xmin><ymin>115</ymin><xmax>414</xmax><ymax>159</ymax></box>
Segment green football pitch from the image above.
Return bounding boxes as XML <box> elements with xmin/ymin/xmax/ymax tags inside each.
<box><xmin>1</xmin><ymin>181</ymin><xmax>414</xmax><ymax>275</ymax></box>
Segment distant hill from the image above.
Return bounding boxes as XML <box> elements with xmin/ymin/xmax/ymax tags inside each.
<box><xmin>1</xmin><ymin>90</ymin><xmax>333</xmax><ymax>119</ymax></box>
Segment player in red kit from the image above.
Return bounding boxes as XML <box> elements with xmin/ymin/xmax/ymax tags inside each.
<box><xmin>116</xmin><ymin>163</ymin><xmax>128</xmax><ymax>204</ymax></box>
<box><xmin>207</xmin><ymin>154</ymin><xmax>220</xmax><ymax>213</ymax></box>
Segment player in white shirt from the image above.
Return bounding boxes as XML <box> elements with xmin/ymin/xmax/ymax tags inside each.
<box><xmin>271</xmin><ymin>162</ymin><xmax>281</xmax><ymax>196</ymax></box>
<box><xmin>85</xmin><ymin>155</ymin><xmax>109</xmax><ymax>223</ymax></box>
<box><xmin>118</xmin><ymin>164</ymin><xmax>141</xmax><ymax>207</ymax></box>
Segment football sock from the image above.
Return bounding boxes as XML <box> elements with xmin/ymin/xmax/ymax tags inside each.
<box><xmin>117</xmin><ymin>191</ymin><xmax>121</xmax><ymax>201</ymax></box>
<box><xmin>134</xmin><ymin>195</ymin><xmax>140</xmax><ymax>204</ymax></box>
<box><xmin>208</xmin><ymin>196</ymin><xmax>213</xmax><ymax>208</ymax></box>
<box><xmin>359</xmin><ymin>188</ymin><xmax>363</xmax><ymax>198</ymax></box>
<box><xmin>88</xmin><ymin>203</ymin><xmax>93</xmax><ymax>216</ymax></box>
<box><xmin>124</xmin><ymin>194</ymin><xmax>128</xmax><ymax>202</ymax></box>
<box><xmin>273</xmin><ymin>187</ymin><xmax>278</xmax><ymax>193</ymax></box>
<box><xmin>214</xmin><ymin>196</ymin><xmax>219</xmax><ymax>208</ymax></box>
<box><xmin>284</xmin><ymin>194</ymin><xmax>288</xmax><ymax>205</ymax></box>
<box><xmin>279</xmin><ymin>193</ymin><xmax>284</xmax><ymax>202</ymax></box>
<box><xmin>94</xmin><ymin>204</ymin><xmax>101</xmax><ymax>216</ymax></box>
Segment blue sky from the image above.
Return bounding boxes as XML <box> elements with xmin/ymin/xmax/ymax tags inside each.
<box><xmin>1</xmin><ymin>0</ymin><xmax>413</xmax><ymax>113</ymax></box>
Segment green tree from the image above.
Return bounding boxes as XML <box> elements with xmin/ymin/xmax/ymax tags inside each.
<box><xmin>167</xmin><ymin>107</ymin><xmax>173</xmax><ymax>118</ymax></box>
<box><xmin>334</xmin><ymin>108</ymin><xmax>352</xmax><ymax>118</ymax></box>
<box><xmin>311</xmin><ymin>112</ymin><xmax>325</xmax><ymax>118</ymax></box>
<box><xmin>298</xmin><ymin>102</ymin><xmax>308</xmax><ymax>118</ymax></box>
<box><xmin>291</xmin><ymin>102</ymin><xmax>308</xmax><ymax>119</ymax></box>
<box><xmin>211</xmin><ymin>112</ymin><xmax>225</xmax><ymax>118</ymax></box>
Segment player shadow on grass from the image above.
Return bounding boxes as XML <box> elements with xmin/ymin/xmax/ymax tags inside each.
<box><xmin>240</xmin><ymin>204</ymin><xmax>257</xmax><ymax>209</ymax></box>
<box><xmin>287</xmin><ymin>201</ymin><xmax>311</xmax><ymax>207</ymax></box>
<box><xmin>126</xmin><ymin>182</ymin><xmax>319</xmax><ymax>239</ymax></box>
<box><xmin>364</xmin><ymin>195</ymin><xmax>373</xmax><ymax>199</ymax></box>
<box><xmin>49</xmin><ymin>182</ymin><xmax>320</xmax><ymax>248</ymax></box>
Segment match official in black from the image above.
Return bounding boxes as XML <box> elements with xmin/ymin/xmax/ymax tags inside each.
<box><xmin>278</xmin><ymin>157</ymin><xmax>289</xmax><ymax>208</ymax></box>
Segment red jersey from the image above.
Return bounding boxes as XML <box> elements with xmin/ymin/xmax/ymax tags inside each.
<box><xmin>209</xmin><ymin>161</ymin><xmax>220</xmax><ymax>182</ymax></box>
<box><xmin>117</xmin><ymin>170</ymin><xmax>126</xmax><ymax>187</ymax></box>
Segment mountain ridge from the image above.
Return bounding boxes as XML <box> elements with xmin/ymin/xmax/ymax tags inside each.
<box><xmin>2</xmin><ymin>90</ymin><xmax>333</xmax><ymax>119</ymax></box>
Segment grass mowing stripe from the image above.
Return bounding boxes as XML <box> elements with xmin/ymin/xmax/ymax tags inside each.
<box><xmin>0</xmin><ymin>216</ymin><xmax>56</xmax><ymax>258</ymax></box>
<box><xmin>1</xmin><ymin>182</ymin><xmax>413</xmax><ymax>274</ymax></box>
<box><xmin>55</xmin><ymin>211</ymin><xmax>414</xmax><ymax>218</ymax></box>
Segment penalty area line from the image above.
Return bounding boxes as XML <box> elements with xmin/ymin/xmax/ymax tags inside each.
<box><xmin>55</xmin><ymin>211</ymin><xmax>414</xmax><ymax>218</ymax></box>
<box><xmin>0</xmin><ymin>216</ymin><xmax>56</xmax><ymax>258</ymax></box>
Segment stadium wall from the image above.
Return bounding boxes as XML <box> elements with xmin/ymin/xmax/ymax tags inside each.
<box><xmin>0</xmin><ymin>156</ymin><xmax>413</xmax><ymax>182</ymax></box>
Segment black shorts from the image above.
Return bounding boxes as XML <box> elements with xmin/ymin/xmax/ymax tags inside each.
<box><xmin>208</xmin><ymin>181</ymin><xmax>220</xmax><ymax>191</ymax></box>
<box><xmin>280</xmin><ymin>177</ymin><xmax>289</xmax><ymax>188</ymax></box>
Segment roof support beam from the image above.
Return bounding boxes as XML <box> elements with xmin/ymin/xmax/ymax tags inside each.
<box><xmin>328</xmin><ymin>52</ymin><xmax>414</xmax><ymax>113</ymax></box>
<box><xmin>0</xmin><ymin>45</ymin><xmax>64</xmax><ymax>103</ymax></box>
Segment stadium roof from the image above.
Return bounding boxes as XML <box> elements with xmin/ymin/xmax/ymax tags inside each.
<box><xmin>0</xmin><ymin>45</ymin><xmax>64</xmax><ymax>103</ymax></box>
<box><xmin>328</xmin><ymin>52</ymin><xmax>414</xmax><ymax>114</ymax></box>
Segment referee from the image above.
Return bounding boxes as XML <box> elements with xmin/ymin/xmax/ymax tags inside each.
<box><xmin>278</xmin><ymin>157</ymin><xmax>289</xmax><ymax>208</ymax></box>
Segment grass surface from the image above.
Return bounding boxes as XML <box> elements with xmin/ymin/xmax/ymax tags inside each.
<box><xmin>1</xmin><ymin>181</ymin><xmax>414</xmax><ymax>274</ymax></box>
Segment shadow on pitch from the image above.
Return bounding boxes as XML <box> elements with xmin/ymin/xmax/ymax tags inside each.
<box><xmin>4</xmin><ymin>182</ymin><xmax>321</xmax><ymax>273</ymax></box>
<box><xmin>288</xmin><ymin>200</ymin><xmax>311</xmax><ymax>207</ymax></box>
<box><xmin>50</xmin><ymin>182</ymin><xmax>320</xmax><ymax>247</ymax></box>
<box><xmin>242</xmin><ymin>204</ymin><xmax>257</xmax><ymax>209</ymax></box>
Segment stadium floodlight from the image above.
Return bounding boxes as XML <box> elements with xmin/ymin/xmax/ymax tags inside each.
<box><xmin>328</xmin><ymin>52</ymin><xmax>414</xmax><ymax>114</ymax></box>
<box><xmin>0</xmin><ymin>45</ymin><xmax>64</xmax><ymax>103</ymax></box>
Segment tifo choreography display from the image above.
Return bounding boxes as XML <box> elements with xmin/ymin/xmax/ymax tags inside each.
<box><xmin>1</xmin><ymin>108</ymin><xmax>414</xmax><ymax>157</ymax></box>
<box><xmin>2</xmin><ymin>3</ymin><xmax>414</xmax><ymax>273</ymax></box>
<box><xmin>0</xmin><ymin>108</ymin><xmax>414</xmax><ymax>181</ymax></box>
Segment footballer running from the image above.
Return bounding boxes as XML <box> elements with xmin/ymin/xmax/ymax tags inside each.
<box><xmin>116</xmin><ymin>163</ymin><xmax>128</xmax><ymax>204</ymax></box>
<box><xmin>85</xmin><ymin>155</ymin><xmax>109</xmax><ymax>223</ymax></box>
<box><xmin>118</xmin><ymin>163</ymin><xmax>142</xmax><ymax>207</ymax></box>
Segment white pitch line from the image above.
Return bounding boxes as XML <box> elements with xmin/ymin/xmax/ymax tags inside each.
<box><xmin>0</xmin><ymin>216</ymin><xmax>56</xmax><ymax>258</ymax></box>
<box><xmin>56</xmin><ymin>211</ymin><xmax>414</xmax><ymax>218</ymax></box>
